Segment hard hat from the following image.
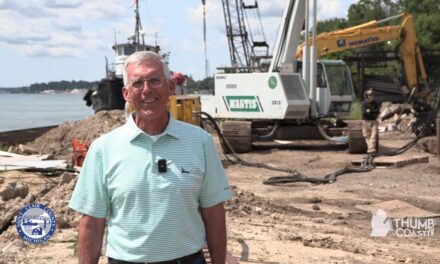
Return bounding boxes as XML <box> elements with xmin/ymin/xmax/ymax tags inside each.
<box><xmin>364</xmin><ymin>89</ymin><xmax>374</xmax><ymax>97</ymax></box>
<box><xmin>172</xmin><ymin>72</ymin><xmax>186</xmax><ymax>85</ymax></box>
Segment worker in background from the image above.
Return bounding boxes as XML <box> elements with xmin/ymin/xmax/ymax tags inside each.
<box><xmin>361</xmin><ymin>89</ymin><xmax>380</xmax><ymax>154</ymax></box>
<box><xmin>69</xmin><ymin>51</ymin><xmax>232</xmax><ymax>264</ymax></box>
<box><xmin>172</xmin><ymin>71</ymin><xmax>188</xmax><ymax>95</ymax></box>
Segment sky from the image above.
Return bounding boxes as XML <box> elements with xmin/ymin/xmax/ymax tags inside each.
<box><xmin>0</xmin><ymin>0</ymin><xmax>358</xmax><ymax>88</ymax></box>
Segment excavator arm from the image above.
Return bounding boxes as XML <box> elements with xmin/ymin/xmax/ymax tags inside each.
<box><xmin>296</xmin><ymin>13</ymin><xmax>429</xmax><ymax>97</ymax></box>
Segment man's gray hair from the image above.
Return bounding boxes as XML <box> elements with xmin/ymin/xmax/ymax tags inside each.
<box><xmin>122</xmin><ymin>51</ymin><xmax>171</xmax><ymax>87</ymax></box>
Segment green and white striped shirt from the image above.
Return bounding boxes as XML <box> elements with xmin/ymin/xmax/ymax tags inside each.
<box><xmin>69</xmin><ymin>114</ymin><xmax>232</xmax><ymax>262</ymax></box>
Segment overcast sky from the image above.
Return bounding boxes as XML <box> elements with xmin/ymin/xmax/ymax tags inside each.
<box><xmin>0</xmin><ymin>0</ymin><xmax>357</xmax><ymax>87</ymax></box>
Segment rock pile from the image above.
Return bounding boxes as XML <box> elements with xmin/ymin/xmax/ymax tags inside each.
<box><xmin>38</xmin><ymin>173</ymin><xmax>81</xmax><ymax>229</ymax></box>
<box><xmin>0</xmin><ymin>181</ymin><xmax>28</xmax><ymax>201</ymax></box>
<box><xmin>379</xmin><ymin>102</ymin><xmax>416</xmax><ymax>134</ymax></box>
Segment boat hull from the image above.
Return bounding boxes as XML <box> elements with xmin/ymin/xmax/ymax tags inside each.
<box><xmin>84</xmin><ymin>77</ymin><xmax>125</xmax><ymax>113</ymax></box>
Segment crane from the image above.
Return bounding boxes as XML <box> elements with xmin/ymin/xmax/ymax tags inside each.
<box><xmin>216</xmin><ymin>0</ymin><xmax>269</xmax><ymax>71</ymax></box>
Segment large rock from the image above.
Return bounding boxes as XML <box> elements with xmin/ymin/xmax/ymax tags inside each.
<box><xmin>416</xmin><ymin>136</ymin><xmax>437</xmax><ymax>155</ymax></box>
<box><xmin>14</xmin><ymin>181</ymin><xmax>29</xmax><ymax>199</ymax></box>
<box><xmin>0</xmin><ymin>183</ymin><xmax>16</xmax><ymax>201</ymax></box>
<box><xmin>0</xmin><ymin>181</ymin><xmax>29</xmax><ymax>201</ymax></box>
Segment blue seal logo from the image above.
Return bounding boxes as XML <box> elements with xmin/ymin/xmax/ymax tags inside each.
<box><xmin>16</xmin><ymin>203</ymin><xmax>57</xmax><ymax>244</ymax></box>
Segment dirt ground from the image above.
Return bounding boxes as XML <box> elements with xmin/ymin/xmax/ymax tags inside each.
<box><xmin>0</xmin><ymin>112</ymin><xmax>439</xmax><ymax>264</ymax></box>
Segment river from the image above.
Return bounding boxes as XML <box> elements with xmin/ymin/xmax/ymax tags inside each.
<box><xmin>0</xmin><ymin>93</ymin><xmax>94</xmax><ymax>132</ymax></box>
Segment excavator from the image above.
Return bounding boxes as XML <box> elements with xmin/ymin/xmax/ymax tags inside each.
<box><xmin>296</xmin><ymin>12</ymin><xmax>431</xmax><ymax>106</ymax></box>
<box><xmin>295</xmin><ymin>12</ymin><xmax>434</xmax><ymax>140</ymax></box>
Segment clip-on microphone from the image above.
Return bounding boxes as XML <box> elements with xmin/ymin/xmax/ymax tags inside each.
<box><xmin>158</xmin><ymin>159</ymin><xmax>167</xmax><ymax>173</ymax></box>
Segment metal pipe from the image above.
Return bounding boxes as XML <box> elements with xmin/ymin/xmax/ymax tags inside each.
<box><xmin>309</xmin><ymin>0</ymin><xmax>318</xmax><ymax>116</ymax></box>
<box><xmin>376</xmin><ymin>13</ymin><xmax>404</xmax><ymax>25</ymax></box>
<box><xmin>315</xmin><ymin>121</ymin><xmax>348</xmax><ymax>143</ymax></box>
<box><xmin>252</xmin><ymin>123</ymin><xmax>280</xmax><ymax>141</ymax></box>
<box><xmin>303</xmin><ymin>0</ymin><xmax>310</xmax><ymax>94</ymax></box>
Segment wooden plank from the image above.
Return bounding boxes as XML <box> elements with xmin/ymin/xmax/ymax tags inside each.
<box><xmin>352</xmin><ymin>155</ymin><xmax>429</xmax><ymax>167</ymax></box>
<box><xmin>0</xmin><ymin>150</ymin><xmax>65</xmax><ymax>170</ymax></box>
<box><xmin>0</xmin><ymin>160</ymin><xmax>66</xmax><ymax>171</ymax></box>
<box><xmin>0</xmin><ymin>125</ymin><xmax>57</xmax><ymax>144</ymax></box>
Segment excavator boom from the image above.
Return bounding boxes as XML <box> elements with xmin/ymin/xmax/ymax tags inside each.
<box><xmin>297</xmin><ymin>13</ymin><xmax>429</xmax><ymax>97</ymax></box>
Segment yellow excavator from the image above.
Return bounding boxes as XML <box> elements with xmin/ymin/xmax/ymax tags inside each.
<box><xmin>296</xmin><ymin>12</ymin><xmax>430</xmax><ymax>102</ymax></box>
<box><xmin>295</xmin><ymin>13</ymin><xmax>435</xmax><ymax>141</ymax></box>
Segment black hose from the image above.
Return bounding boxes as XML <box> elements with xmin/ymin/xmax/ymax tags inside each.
<box><xmin>200</xmin><ymin>111</ymin><xmax>369</xmax><ymax>185</ymax></box>
<box><xmin>199</xmin><ymin>84</ymin><xmax>439</xmax><ymax>186</ymax></box>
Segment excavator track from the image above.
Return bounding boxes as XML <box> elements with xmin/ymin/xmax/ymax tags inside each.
<box><xmin>221</xmin><ymin>120</ymin><xmax>252</xmax><ymax>153</ymax></box>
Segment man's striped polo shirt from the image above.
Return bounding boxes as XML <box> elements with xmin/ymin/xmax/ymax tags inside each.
<box><xmin>69</xmin><ymin>114</ymin><xmax>233</xmax><ymax>262</ymax></box>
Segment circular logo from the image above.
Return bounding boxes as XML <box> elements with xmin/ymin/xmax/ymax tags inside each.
<box><xmin>16</xmin><ymin>203</ymin><xmax>57</xmax><ymax>244</ymax></box>
<box><xmin>268</xmin><ymin>76</ymin><xmax>277</xmax><ymax>89</ymax></box>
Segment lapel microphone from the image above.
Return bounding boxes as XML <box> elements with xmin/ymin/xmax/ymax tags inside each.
<box><xmin>158</xmin><ymin>159</ymin><xmax>167</xmax><ymax>173</ymax></box>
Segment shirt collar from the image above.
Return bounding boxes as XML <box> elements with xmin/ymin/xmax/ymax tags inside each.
<box><xmin>126</xmin><ymin>112</ymin><xmax>180</xmax><ymax>142</ymax></box>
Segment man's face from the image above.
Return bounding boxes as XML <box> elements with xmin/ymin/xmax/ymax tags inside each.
<box><xmin>366</xmin><ymin>94</ymin><xmax>374</xmax><ymax>102</ymax></box>
<box><xmin>122</xmin><ymin>58</ymin><xmax>175</xmax><ymax>122</ymax></box>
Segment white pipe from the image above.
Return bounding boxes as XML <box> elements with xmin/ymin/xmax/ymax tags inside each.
<box><xmin>310</xmin><ymin>0</ymin><xmax>318</xmax><ymax>116</ymax></box>
<box><xmin>303</xmin><ymin>0</ymin><xmax>310</xmax><ymax>94</ymax></box>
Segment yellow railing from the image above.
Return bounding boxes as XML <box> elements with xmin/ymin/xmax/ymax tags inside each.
<box><xmin>125</xmin><ymin>95</ymin><xmax>201</xmax><ymax>126</ymax></box>
<box><xmin>169</xmin><ymin>95</ymin><xmax>201</xmax><ymax>126</ymax></box>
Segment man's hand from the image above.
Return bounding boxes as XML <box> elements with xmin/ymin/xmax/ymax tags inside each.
<box><xmin>78</xmin><ymin>215</ymin><xmax>106</xmax><ymax>264</ymax></box>
<box><xmin>201</xmin><ymin>203</ymin><xmax>227</xmax><ymax>264</ymax></box>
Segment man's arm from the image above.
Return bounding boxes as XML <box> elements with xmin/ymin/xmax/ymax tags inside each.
<box><xmin>78</xmin><ymin>215</ymin><xmax>106</xmax><ymax>264</ymax></box>
<box><xmin>201</xmin><ymin>203</ymin><xmax>227</xmax><ymax>264</ymax></box>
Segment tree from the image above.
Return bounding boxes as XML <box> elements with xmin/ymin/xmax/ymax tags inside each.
<box><xmin>347</xmin><ymin>0</ymin><xmax>399</xmax><ymax>26</ymax></box>
<box><xmin>317</xmin><ymin>18</ymin><xmax>348</xmax><ymax>34</ymax></box>
<box><xmin>186</xmin><ymin>76</ymin><xmax>214</xmax><ymax>94</ymax></box>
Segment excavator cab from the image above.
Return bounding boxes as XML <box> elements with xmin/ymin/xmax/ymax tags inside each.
<box><xmin>297</xmin><ymin>60</ymin><xmax>355</xmax><ymax>117</ymax></box>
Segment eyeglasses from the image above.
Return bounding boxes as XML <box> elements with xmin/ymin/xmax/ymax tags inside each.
<box><xmin>129</xmin><ymin>76</ymin><xmax>166</xmax><ymax>89</ymax></box>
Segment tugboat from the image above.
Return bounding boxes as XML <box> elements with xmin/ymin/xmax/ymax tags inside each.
<box><xmin>84</xmin><ymin>1</ymin><xmax>168</xmax><ymax>113</ymax></box>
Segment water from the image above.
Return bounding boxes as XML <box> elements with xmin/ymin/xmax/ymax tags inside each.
<box><xmin>0</xmin><ymin>94</ymin><xmax>94</xmax><ymax>132</ymax></box>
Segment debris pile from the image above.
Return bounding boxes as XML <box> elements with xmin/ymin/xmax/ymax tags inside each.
<box><xmin>38</xmin><ymin>173</ymin><xmax>81</xmax><ymax>229</ymax></box>
<box><xmin>25</xmin><ymin>110</ymin><xmax>125</xmax><ymax>160</ymax></box>
<box><xmin>0</xmin><ymin>181</ymin><xmax>28</xmax><ymax>201</ymax></box>
<box><xmin>379</xmin><ymin>102</ymin><xmax>416</xmax><ymax>135</ymax></box>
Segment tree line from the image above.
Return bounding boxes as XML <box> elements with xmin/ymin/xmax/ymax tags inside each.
<box><xmin>0</xmin><ymin>80</ymin><xmax>99</xmax><ymax>94</ymax></box>
<box><xmin>0</xmin><ymin>78</ymin><xmax>214</xmax><ymax>94</ymax></box>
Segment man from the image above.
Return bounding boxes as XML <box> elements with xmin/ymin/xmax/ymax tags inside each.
<box><xmin>69</xmin><ymin>51</ymin><xmax>233</xmax><ymax>264</ymax></box>
<box><xmin>361</xmin><ymin>89</ymin><xmax>380</xmax><ymax>154</ymax></box>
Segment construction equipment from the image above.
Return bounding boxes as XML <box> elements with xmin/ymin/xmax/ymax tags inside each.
<box><xmin>203</xmin><ymin>0</ymin><xmax>357</xmax><ymax>153</ymax></box>
<box><xmin>296</xmin><ymin>12</ymin><xmax>430</xmax><ymax>103</ymax></box>
<box><xmin>202</xmin><ymin>1</ymin><xmax>434</xmax><ymax>153</ymax></box>
<box><xmin>219</xmin><ymin>0</ymin><xmax>269</xmax><ymax>71</ymax></box>
<box><xmin>296</xmin><ymin>12</ymin><xmax>433</xmax><ymax>137</ymax></box>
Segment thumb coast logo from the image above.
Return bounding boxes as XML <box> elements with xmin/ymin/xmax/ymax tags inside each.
<box><xmin>370</xmin><ymin>209</ymin><xmax>392</xmax><ymax>237</ymax></box>
<box><xmin>16</xmin><ymin>203</ymin><xmax>57</xmax><ymax>244</ymax></box>
<box><xmin>370</xmin><ymin>208</ymin><xmax>437</xmax><ymax>238</ymax></box>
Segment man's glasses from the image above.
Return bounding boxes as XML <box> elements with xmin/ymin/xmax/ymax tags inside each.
<box><xmin>129</xmin><ymin>76</ymin><xmax>166</xmax><ymax>89</ymax></box>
